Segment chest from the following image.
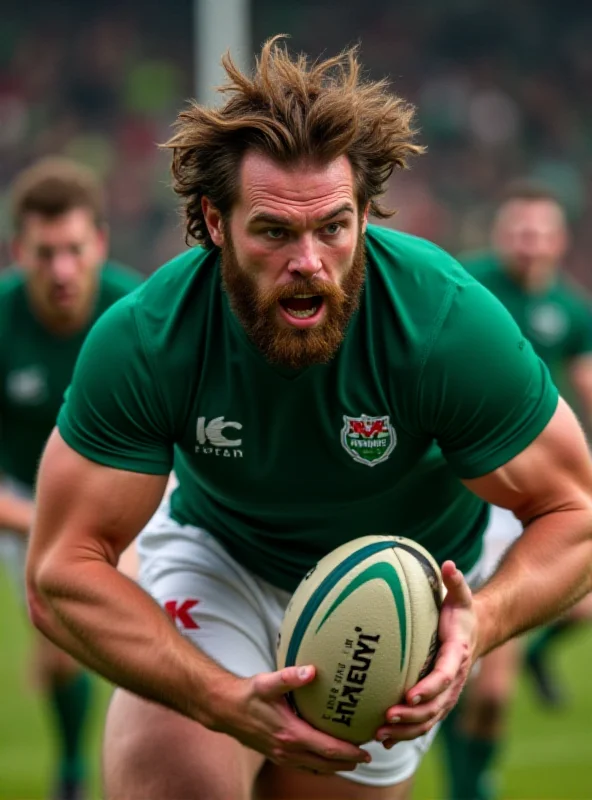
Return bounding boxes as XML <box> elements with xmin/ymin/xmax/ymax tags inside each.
<box><xmin>1</xmin><ymin>333</ymin><xmax>82</xmax><ymax>426</ymax></box>
<box><xmin>174</xmin><ymin>351</ymin><xmax>430</xmax><ymax>506</ymax></box>
<box><xmin>497</xmin><ymin>292</ymin><xmax>573</xmax><ymax>362</ymax></box>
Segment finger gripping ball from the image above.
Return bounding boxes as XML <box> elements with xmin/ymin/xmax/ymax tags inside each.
<box><xmin>276</xmin><ymin>536</ymin><xmax>444</xmax><ymax>744</ymax></box>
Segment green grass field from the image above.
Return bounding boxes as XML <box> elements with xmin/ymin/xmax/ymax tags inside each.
<box><xmin>1</xmin><ymin>562</ymin><xmax>591</xmax><ymax>800</ymax></box>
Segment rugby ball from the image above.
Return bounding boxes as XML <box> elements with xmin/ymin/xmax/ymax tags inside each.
<box><xmin>276</xmin><ymin>535</ymin><xmax>443</xmax><ymax>744</ymax></box>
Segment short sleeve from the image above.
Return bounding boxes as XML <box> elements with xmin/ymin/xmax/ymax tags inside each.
<box><xmin>417</xmin><ymin>280</ymin><xmax>559</xmax><ymax>479</ymax></box>
<box><xmin>57</xmin><ymin>296</ymin><xmax>173</xmax><ymax>474</ymax></box>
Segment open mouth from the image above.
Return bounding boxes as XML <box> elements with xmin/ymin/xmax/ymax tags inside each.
<box><xmin>278</xmin><ymin>293</ymin><xmax>324</xmax><ymax>320</ymax></box>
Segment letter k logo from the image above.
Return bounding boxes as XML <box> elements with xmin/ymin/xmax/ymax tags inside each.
<box><xmin>164</xmin><ymin>599</ymin><xmax>200</xmax><ymax>629</ymax></box>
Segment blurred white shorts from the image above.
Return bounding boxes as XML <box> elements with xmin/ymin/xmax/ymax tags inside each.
<box><xmin>138</xmin><ymin>500</ymin><xmax>487</xmax><ymax>787</ymax></box>
<box><xmin>481</xmin><ymin>505</ymin><xmax>523</xmax><ymax>581</ymax></box>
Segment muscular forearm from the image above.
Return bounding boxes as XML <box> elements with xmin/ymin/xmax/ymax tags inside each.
<box><xmin>0</xmin><ymin>492</ymin><xmax>34</xmax><ymax>535</ymax></box>
<box><xmin>474</xmin><ymin>507</ymin><xmax>592</xmax><ymax>656</ymax></box>
<box><xmin>27</xmin><ymin>555</ymin><xmax>231</xmax><ymax>727</ymax></box>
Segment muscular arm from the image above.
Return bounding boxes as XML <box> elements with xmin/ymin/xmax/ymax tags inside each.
<box><xmin>26</xmin><ymin>429</ymin><xmax>233</xmax><ymax>728</ymax></box>
<box><xmin>464</xmin><ymin>398</ymin><xmax>592</xmax><ymax>657</ymax></box>
<box><xmin>27</xmin><ymin>430</ymin><xmax>370</xmax><ymax>771</ymax></box>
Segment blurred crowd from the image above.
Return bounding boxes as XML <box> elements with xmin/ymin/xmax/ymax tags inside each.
<box><xmin>2</xmin><ymin>0</ymin><xmax>591</xmax><ymax>284</ymax></box>
<box><xmin>0</xmin><ymin>0</ymin><xmax>193</xmax><ymax>273</ymax></box>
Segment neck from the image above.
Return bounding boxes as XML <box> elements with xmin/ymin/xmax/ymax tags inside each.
<box><xmin>505</xmin><ymin>264</ymin><xmax>556</xmax><ymax>295</ymax></box>
<box><xmin>26</xmin><ymin>288</ymin><xmax>97</xmax><ymax>337</ymax></box>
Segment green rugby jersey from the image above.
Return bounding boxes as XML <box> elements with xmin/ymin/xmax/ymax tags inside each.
<box><xmin>460</xmin><ymin>251</ymin><xmax>592</xmax><ymax>396</ymax></box>
<box><xmin>58</xmin><ymin>226</ymin><xmax>558</xmax><ymax>591</ymax></box>
<box><xmin>0</xmin><ymin>262</ymin><xmax>143</xmax><ymax>488</ymax></box>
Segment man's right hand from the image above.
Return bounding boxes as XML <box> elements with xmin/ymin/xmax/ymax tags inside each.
<box><xmin>215</xmin><ymin>665</ymin><xmax>372</xmax><ymax>774</ymax></box>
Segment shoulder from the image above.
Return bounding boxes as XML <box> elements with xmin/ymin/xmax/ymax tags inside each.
<box><xmin>99</xmin><ymin>247</ymin><xmax>214</xmax><ymax>319</ymax></box>
<box><xmin>366</xmin><ymin>227</ymin><xmax>522</xmax><ymax>347</ymax></box>
<box><xmin>366</xmin><ymin>224</ymin><xmax>461</xmax><ymax>270</ymax></box>
<box><xmin>456</xmin><ymin>249</ymin><xmax>500</xmax><ymax>280</ymax></box>
<box><xmin>74</xmin><ymin>248</ymin><xmax>217</xmax><ymax>423</ymax></box>
<box><xmin>99</xmin><ymin>260</ymin><xmax>144</xmax><ymax>300</ymax></box>
<box><xmin>101</xmin><ymin>246</ymin><xmax>219</xmax><ymax>360</ymax></box>
<box><xmin>363</xmin><ymin>226</ymin><xmax>502</xmax><ymax>375</ymax></box>
<box><xmin>131</xmin><ymin>246</ymin><xmax>217</xmax><ymax>314</ymax></box>
<box><xmin>365</xmin><ymin>225</ymin><xmax>477</xmax><ymax>309</ymax></box>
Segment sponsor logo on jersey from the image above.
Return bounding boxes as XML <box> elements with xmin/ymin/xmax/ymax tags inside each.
<box><xmin>6</xmin><ymin>366</ymin><xmax>48</xmax><ymax>405</ymax></box>
<box><xmin>341</xmin><ymin>414</ymin><xmax>396</xmax><ymax>466</ymax></box>
<box><xmin>528</xmin><ymin>303</ymin><xmax>569</xmax><ymax>346</ymax></box>
<box><xmin>195</xmin><ymin>416</ymin><xmax>243</xmax><ymax>458</ymax></box>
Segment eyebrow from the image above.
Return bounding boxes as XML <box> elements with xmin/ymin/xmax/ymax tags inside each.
<box><xmin>248</xmin><ymin>202</ymin><xmax>355</xmax><ymax>228</ymax></box>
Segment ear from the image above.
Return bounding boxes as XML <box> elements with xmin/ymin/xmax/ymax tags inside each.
<box><xmin>361</xmin><ymin>203</ymin><xmax>370</xmax><ymax>233</ymax></box>
<box><xmin>202</xmin><ymin>197</ymin><xmax>224</xmax><ymax>247</ymax></box>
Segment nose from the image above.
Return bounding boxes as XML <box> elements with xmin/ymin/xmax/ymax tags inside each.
<box><xmin>49</xmin><ymin>252</ymin><xmax>77</xmax><ymax>283</ymax></box>
<box><xmin>287</xmin><ymin>234</ymin><xmax>322</xmax><ymax>279</ymax></box>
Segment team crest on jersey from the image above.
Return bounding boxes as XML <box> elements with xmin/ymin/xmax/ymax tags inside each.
<box><xmin>528</xmin><ymin>303</ymin><xmax>569</xmax><ymax>346</ymax></box>
<box><xmin>341</xmin><ymin>414</ymin><xmax>397</xmax><ymax>467</ymax></box>
<box><xmin>6</xmin><ymin>366</ymin><xmax>48</xmax><ymax>405</ymax></box>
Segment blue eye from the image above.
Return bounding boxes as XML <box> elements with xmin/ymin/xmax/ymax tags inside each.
<box><xmin>323</xmin><ymin>222</ymin><xmax>343</xmax><ymax>235</ymax></box>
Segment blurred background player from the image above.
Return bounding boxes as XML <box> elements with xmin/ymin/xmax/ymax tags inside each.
<box><xmin>441</xmin><ymin>181</ymin><xmax>592</xmax><ymax>800</ymax></box>
<box><xmin>2</xmin><ymin>2</ymin><xmax>592</xmax><ymax>798</ymax></box>
<box><xmin>0</xmin><ymin>157</ymin><xmax>142</xmax><ymax>800</ymax></box>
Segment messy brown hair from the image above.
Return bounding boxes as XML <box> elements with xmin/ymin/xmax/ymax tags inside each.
<box><xmin>164</xmin><ymin>35</ymin><xmax>424</xmax><ymax>249</ymax></box>
<box><xmin>11</xmin><ymin>157</ymin><xmax>106</xmax><ymax>233</ymax></box>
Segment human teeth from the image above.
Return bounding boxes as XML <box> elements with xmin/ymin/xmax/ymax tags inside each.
<box><xmin>286</xmin><ymin>307</ymin><xmax>317</xmax><ymax>318</ymax></box>
<box><xmin>292</xmin><ymin>293</ymin><xmax>315</xmax><ymax>299</ymax></box>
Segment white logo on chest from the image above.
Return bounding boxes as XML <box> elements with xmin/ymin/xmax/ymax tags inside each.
<box><xmin>528</xmin><ymin>303</ymin><xmax>569</xmax><ymax>345</ymax></box>
<box><xmin>195</xmin><ymin>416</ymin><xmax>243</xmax><ymax>458</ymax></box>
<box><xmin>6</xmin><ymin>366</ymin><xmax>48</xmax><ymax>404</ymax></box>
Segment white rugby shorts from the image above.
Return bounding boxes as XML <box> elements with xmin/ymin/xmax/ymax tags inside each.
<box><xmin>138</xmin><ymin>501</ymin><xmax>490</xmax><ymax>787</ymax></box>
<box><xmin>480</xmin><ymin>505</ymin><xmax>523</xmax><ymax>580</ymax></box>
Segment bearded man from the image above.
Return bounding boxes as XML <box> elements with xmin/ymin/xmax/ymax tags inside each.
<box><xmin>26</xmin><ymin>37</ymin><xmax>592</xmax><ymax>800</ymax></box>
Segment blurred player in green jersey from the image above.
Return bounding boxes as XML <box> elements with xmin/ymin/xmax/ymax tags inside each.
<box><xmin>25</xmin><ymin>40</ymin><xmax>592</xmax><ymax>800</ymax></box>
<box><xmin>441</xmin><ymin>182</ymin><xmax>592</xmax><ymax>800</ymax></box>
<box><xmin>0</xmin><ymin>157</ymin><xmax>142</xmax><ymax>800</ymax></box>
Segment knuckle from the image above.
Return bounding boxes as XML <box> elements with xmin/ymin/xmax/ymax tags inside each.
<box><xmin>270</xmin><ymin>747</ymin><xmax>286</xmax><ymax>764</ymax></box>
<box><xmin>274</xmin><ymin>730</ymin><xmax>295</xmax><ymax>747</ymax></box>
<box><xmin>436</xmin><ymin>667</ymin><xmax>455</xmax><ymax>684</ymax></box>
<box><xmin>324</xmin><ymin>748</ymin><xmax>338</xmax><ymax>760</ymax></box>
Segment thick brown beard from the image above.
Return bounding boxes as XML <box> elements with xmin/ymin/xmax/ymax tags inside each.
<box><xmin>221</xmin><ymin>232</ymin><xmax>366</xmax><ymax>369</ymax></box>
